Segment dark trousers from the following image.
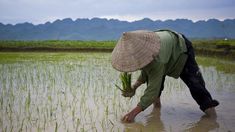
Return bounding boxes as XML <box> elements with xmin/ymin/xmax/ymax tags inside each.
<box><xmin>158</xmin><ymin>35</ymin><xmax>219</xmax><ymax>111</ymax></box>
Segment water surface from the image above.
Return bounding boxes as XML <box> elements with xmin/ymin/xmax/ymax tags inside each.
<box><xmin>0</xmin><ymin>52</ymin><xmax>234</xmax><ymax>132</ymax></box>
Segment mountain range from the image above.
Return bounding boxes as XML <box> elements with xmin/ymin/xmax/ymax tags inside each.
<box><xmin>0</xmin><ymin>18</ymin><xmax>235</xmax><ymax>40</ymax></box>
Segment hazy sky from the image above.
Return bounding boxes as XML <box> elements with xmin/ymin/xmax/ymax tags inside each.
<box><xmin>0</xmin><ymin>0</ymin><xmax>234</xmax><ymax>24</ymax></box>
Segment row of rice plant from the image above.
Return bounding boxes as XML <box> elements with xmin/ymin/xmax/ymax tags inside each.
<box><xmin>0</xmin><ymin>52</ymin><xmax>233</xmax><ymax>131</ymax></box>
<box><xmin>0</xmin><ymin>53</ymin><xmax>137</xmax><ymax>131</ymax></box>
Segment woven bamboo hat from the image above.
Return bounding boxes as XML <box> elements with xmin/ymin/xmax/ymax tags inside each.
<box><xmin>111</xmin><ymin>30</ymin><xmax>161</xmax><ymax>72</ymax></box>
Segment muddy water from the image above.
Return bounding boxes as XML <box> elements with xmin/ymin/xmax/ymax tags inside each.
<box><xmin>125</xmin><ymin>66</ymin><xmax>235</xmax><ymax>132</ymax></box>
<box><xmin>0</xmin><ymin>52</ymin><xmax>234</xmax><ymax>132</ymax></box>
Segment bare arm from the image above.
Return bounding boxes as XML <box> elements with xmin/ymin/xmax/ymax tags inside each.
<box><xmin>132</xmin><ymin>79</ymin><xmax>145</xmax><ymax>91</ymax></box>
<box><xmin>122</xmin><ymin>105</ymin><xmax>142</xmax><ymax>122</ymax></box>
<box><xmin>121</xmin><ymin>79</ymin><xmax>145</xmax><ymax>122</ymax></box>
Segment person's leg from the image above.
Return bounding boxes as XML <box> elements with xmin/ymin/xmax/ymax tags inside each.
<box><xmin>180</xmin><ymin>35</ymin><xmax>219</xmax><ymax>115</ymax></box>
<box><xmin>153</xmin><ymin>76</ymin><xmax>166</xmax><ymax>108</ymax></box>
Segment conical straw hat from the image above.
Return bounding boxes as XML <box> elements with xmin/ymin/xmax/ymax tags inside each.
<box><xmin>111</xmin><ymin>30</ymin><xmax>161</xmax><ymax>72</ymax></box>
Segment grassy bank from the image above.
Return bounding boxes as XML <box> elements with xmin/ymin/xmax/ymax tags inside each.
<box><xmin>196</xmin><ymin>55</ymin><xmax>235</xmax><ymax>73</ymax></box>
<box><xmin>0</xmin><ymin>40</ymin><xmax>115</xmax><ymax>52</ymax></box>
<box><xmin>192</xmin><ymin>40</ymin><xmax>235</xmax><ymax>60</ymax></box>
<box><xmin>0</xmin><ymin>40</ymin><xmax>234</xmax><ymax>59</ymax></box>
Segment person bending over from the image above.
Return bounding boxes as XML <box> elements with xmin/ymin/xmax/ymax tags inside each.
<box><xmin>111</xmin><ymin>29</ymin><xmax>219</xmax><ymax>123</ymax></box>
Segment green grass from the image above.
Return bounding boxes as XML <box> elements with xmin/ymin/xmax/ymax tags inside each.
<box><xmin>0</xmin><ymin>39</ymin><xmax>234</xmax><ymax>49</ymax></box>
<box><xmin>192</xmin><ymin>39</ymin><xmax>235</xmax><ymax>47</ymax></box>
<box><xmin>0</xmin><ymin>52</ymin><xmax>104</xmax><ymax>63</ymax></box>
<box><xmin>0</xmin><ymin>40</ymin><xmax>116</xmax><ymax>49</ymax></box>
<box><xmin>196</xmin><ymin>56</ymin><xmax>235</xmax><ymax>73</ymax></box>
<box><xmin>0</xmin><ymin>39</ymin><xmax>234</xmax><ymax>59</ymax></box>
<box><xmin>0</xmin><ymin>39</ymin><xmax>234</xmax><ymax>48</ymax></box>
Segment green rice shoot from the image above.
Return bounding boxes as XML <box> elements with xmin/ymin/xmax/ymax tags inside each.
<box><xmin>115</xmin><ymin>72</ymin><xmax>134</xmax><ymax>94</ymax></box>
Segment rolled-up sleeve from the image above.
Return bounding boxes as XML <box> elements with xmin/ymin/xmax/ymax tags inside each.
<box><xmin>138</xmin><ymin>62</ymin><xmax>165</xmax><ymax>110</ymax></box>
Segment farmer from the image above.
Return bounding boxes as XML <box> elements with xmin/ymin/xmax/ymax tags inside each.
<box><xmin>111</xmin><ymin>29</ymin><xmax>219</xmax><ymax>123</ymax></box>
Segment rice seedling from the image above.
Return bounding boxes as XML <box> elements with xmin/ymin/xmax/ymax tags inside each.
<box><xmin>115</xmin><ymin>72</ymin><xmax>135</xmax><ymax>97</ymax></box>
<box><xmin>24</xmin><ymin>90</ymin><xmax>30</xmax><ymax>118</ymax></box>
<box><xmin>75</xmin><ymin>118</ymin><xmax>80</xmax><ymax>132</ymax></box>
<box><xmin>55</xmin><ymin>122</ymin><xmax>58</xmax><ymax>132</ymax></box>
<box><xmin>19</xmin><ymin>119</ymin><xmax>24</xmax><ymax>132</ymax></box>
<box><xmin>0</xmin><ymin>52</ymin><xmax>234</xmax><ymax>132</ymax></box>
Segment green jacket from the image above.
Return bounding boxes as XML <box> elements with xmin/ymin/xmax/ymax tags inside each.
<box><xmin>137</xmin><ymin>30</ymin><xmax>188</xmax><ymax>110</ymax></box>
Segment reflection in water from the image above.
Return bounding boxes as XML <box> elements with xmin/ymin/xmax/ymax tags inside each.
<box><xmin>186</xmin><ymin>115</ymin><xmax>219</xmax><ymax>132</ymax></box>
<box><xmin>123</xmin><ymin>107</ymin><xmax>165</xmax><ymax>132</ymax></box>
<box><xmin>122</xmin><ymin>64</ymin><xmax>231</xmax><ymax>132</ymax></box>
<box><xmin>123</xmin><ymin>107</ymin><xmax>220</xmax><ymax>132</ymax></box>
<box><xmin>0</xmin><ymin>53</ymin><xmax>234</xmax><ymax>131</ymax></box>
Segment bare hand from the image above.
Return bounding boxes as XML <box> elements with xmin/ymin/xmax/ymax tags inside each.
<box><xmin>121</xmin><ymin>112</ymin><xmax>136</xmax><ymax>123</ymax></box>
<box><xmin>121</xmin><ymin>90</ymin><xmax>135</xmax><ymax>98</ymax></box>
<box><xmin>121</xmin><ymin>106</ymin><xmax>142</xmax><ymax>123</ymax></box>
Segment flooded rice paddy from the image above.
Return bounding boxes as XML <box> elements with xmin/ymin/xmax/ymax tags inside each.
<box><xmin>0</xmin><ymin>52</ymin><xmax>234</xmax><ymax>132</ymax></box>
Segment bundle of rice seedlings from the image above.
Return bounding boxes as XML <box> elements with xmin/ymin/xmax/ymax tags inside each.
<box><xmin>115</xmin><ymin>72</ymin><xmax>134</xmax><ymax>96</ymax></box>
